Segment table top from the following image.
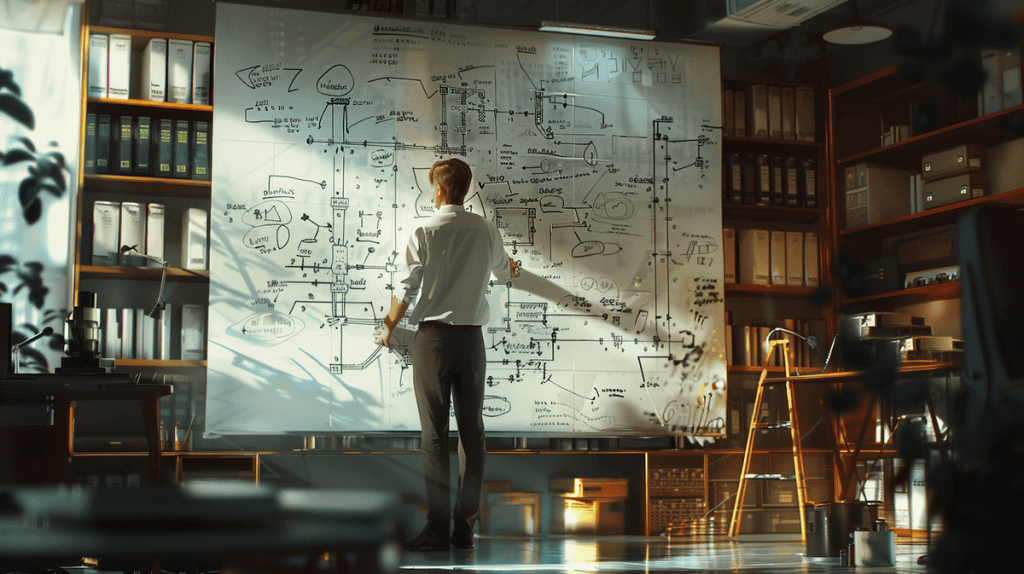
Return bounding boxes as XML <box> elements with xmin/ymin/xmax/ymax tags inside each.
<box><xmin>0</xmin><ymin>374</ymin><xmax>172</xmax><ymax>398</ymax></box>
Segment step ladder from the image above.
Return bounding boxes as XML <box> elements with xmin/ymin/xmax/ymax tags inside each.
<box><xmin>728</xmin><ymin>338</ymin><xmax>808</xmax><ymax>542</ymax></box>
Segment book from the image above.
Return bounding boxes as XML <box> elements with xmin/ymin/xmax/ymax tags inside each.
<box><xmin>103</xmin><ymin>308</ymin><xmax>121</xmax><ymax>359</ymax></box>
<box><xmin>794</xmin><ymin>86</ymin><xmax>816</xmax><ymax>142</ymax></box>
<box><xmin>157</xmin><ymin>303</ymin><xmax>173</xmax><ymax>360</ymax></box>
<box><xmin>182</xmin><ymin>207</ymin><xmax>208</xmax><ymax>270</ymax></box>
<box><xmin>121</xmin><ymin>308</ymin><xmax>135</xmax><ymax>360</ymax></box>
<box><xmin>755</xmin><ymin>154</ymin><xmax>771</xmax><ymax>205</ymax></box>
<box><xmin>167</xmin><ymin>39</ymin><xmax>194</xmax><ymax>104</ymax></box>
<box><xmin>84</xmin><ymin>113</ymin><xmax>97</xmax><ymax>174</ymax></box>
<box><xmin>1002</xmin><ymin>50</ymin><xmax>1022</xmax><ymax>109</ymax></box>
<box><xmin>87</xmin><ymin>34</ymin><xmax>108</xmax><ymax>98</ymax></box>
<box><xmin>771</xmin><ymin>156</ymin><xmax>784</xmax><ymax>205</ymax></box>
<box><xmin>785</xmin><ymin>231</ymin><xmax>804</xmax><ymax>286</ymax></box>
<box><xmin>781</xmin><ymin>87</ymin><xmax>795</xmax><ymax>140</ymax></box>
<box><xmin>181</xmin><ymin>304</ymin><xmax>206</xmax><ymax>361</ymax></box>
<box><xmin>92</xmin><ymin>201</ymin><xmax>120</xmax><ymax>266</ymax></box>
<box><xmin>804</xmin><ymin>232</ymin><xmax>819</xmax><ymax>287</ymax></box>
<box><xmin>173</xmin><ymin>119</ymin><xmax>190</xmax><ymax>178</ymax></box>
<box><xmin>192</xmin><ymin>42</ymin><xmax>213</xmax><ymax>105</ymax></box>
<box><xmin>146</xmin><ymin>203</ymin><xmax>165</xmax><ymax>267</ymax></box>
<box><xmin>156</xmin><ymin>118</ymin><xmax>173</xmax><ymax>178</ymax></box>
<box><xmin>723</xmin><ymin>89</ymin><xmax>734</xmax><ymax>137</ymax></box>
<box><xmin>725</xmin><ymin>324</ymin><xmax>732</xmax><ymax>365</ymax></box>
<box><xmin>723</xmin><ymin>227</ymin><xmax>736</xmax><ymax>284</ymax></box>
<box><xmin>738</xmin><ymin>228</ymin><xmax>770</xmax><ymax>285</ymax></box>
<box><xmin>96</xmin><ymin>114</ymin><xmax>111</xmax><ymax>174</ymax></box>
<box><xmin>767</xmin><ymin>85</ymin><xmax>782</xmax><ymax>140</ymax></box>
<box><xmin>734</xmin><ymin>89</ymin><xmax>746</xmax><ymax>137</ymax></box>
<box><xmin>785</xmin><ymin>157</ymin><xmax>799</xmax><ymax>207</ymax></box>
<box><xmin>118</xmin><ymin>202</ymin><xmax>145</xmax><ymax>267</ymax></box>
<box><xmin>727</xmin><ymin>153</ymin><xmax>743</xmax><ymax>203</ymax></box>
<box><xmin>136</xmin><ymin>308</ymin><xmax>154</xmax><ymax>361</ymax></box>
<box><xmin>802</xmin><ymin>158</ymin><xmax>817</xmax><ymax>208</ymax></box>
<box><xmin>746</xmin><ymin>84</ymin><xmax>768</xmax><ymax>138</ymax></box>
<box><xmin>770</xmin><ymin>230</ymin><xmax>787</xmax><ymax>285</ymax></box>
<box><xmin>140</xmin><ymin>38</ymin><xmax>167</xmax><ymax>102</ymax></box>
<box><xmin>742</xmin><ymin>153</ymin><xmax>755</xmax><ymax>204</ymax></box>
<box><xmin>115</xmin><ymin>115</ymin><xmax>133</xmax><ymax>174</ymax></box>
<box><xmin>191</xmin><ymin>120</ymin><xmax>210</xmax><ymax>180</ymax></box>
<box><xmin>107</xmin><ymin>34</ymin><xmax>132</xmax><ymax>100</ymax></box>
<box><xmin>134</xmin><ymin>116</ymin><xmax>151</xmax><ymax>174</ymax></box>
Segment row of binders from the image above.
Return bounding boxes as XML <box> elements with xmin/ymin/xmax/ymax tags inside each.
<box><xmin>99</xmin><ymin>305</ymin><xmax>206</xmax><ymax>361</ymax></box>
<box><xmin>723</xmin><ymin>228</ymin><xmax>819</xmax><ymax>287</ymax></box>
<box><xmin>723</xmin><ymin>84</ymin><xmax>816</xmax><ymax>142</ymax></box>
<box><xmin>725</xmin><ymin>318</ymin><xmax>828</xmax><ymax>368</ymax></box>
<box><xmin>88</xmin><ymin>34</ymin><xmax>211</xmax><ymax>104</ymax></box>
<box><xmin>92</xmin><ymin>202</ymin><xmax>209</xmax><ymax>271</ymax></box>
<box><xmin>724</xmin><ymin>154</ymin><xmax>816</xmax><ymax>208</ymax></box>
<box><xmin>84</xmin><ymin>115</ymin><xmax>209</xmax><ymax>179</ymax></box>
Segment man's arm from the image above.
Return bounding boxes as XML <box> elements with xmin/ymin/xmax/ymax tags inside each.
<box><xmin>381</xmin><ymin>295</ymin><xmax>409</xmax><ymax>349</ymax></box>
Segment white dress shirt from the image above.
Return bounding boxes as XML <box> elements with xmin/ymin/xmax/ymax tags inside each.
<box><xmin>399</xmin><ymin>204</ymin><xmax>511</xmax><ymax>326</ymax></box>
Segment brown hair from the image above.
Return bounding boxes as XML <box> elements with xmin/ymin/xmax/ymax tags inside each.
<box><xmin>429</xmin><ymin>158</ymin><xmax>473</xmax><ymax>205</ymax></box>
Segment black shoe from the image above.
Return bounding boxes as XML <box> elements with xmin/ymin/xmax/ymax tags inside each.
<box><xmin>451</xmin><ymin>519</ymin><xmax>475</xmax><ymax>550</ymax></box>
<box><xmin>407</xmin><ymin>527</ymin><xmax>449</xmax><ymax>552</ymax></box>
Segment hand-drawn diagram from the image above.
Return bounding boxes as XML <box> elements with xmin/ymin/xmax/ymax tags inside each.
<box><xmin>207</xmin><ymin>4</ymin><xmax>727</xmax><ymax>437</ymax></box>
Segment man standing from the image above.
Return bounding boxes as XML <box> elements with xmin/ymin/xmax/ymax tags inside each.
<box><xmin>379</xmin><ymin>158</ymin><xmax>516</xmax><ymax>551</ymax></box>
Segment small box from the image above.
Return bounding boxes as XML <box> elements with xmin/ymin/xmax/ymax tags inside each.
<box><xmin>573</xmin><ymin>477</ymin><xmax>627</xmax><ymax>498</ymax></box>
<box><xmin>765</xmin><ymin>481</ymin><xmax>798</xmax><ymax>506</ymax></box>
<box><xmin>862</xmin><ymin>256</ymin><xmax>899</xmax><ymax>295</ymax></box>
<box><xmin>845</xmin><ymin>165</ymin><xmax>917</xmax><ymax>228</ymax></box>
<box><xmin>921</xmin><ymin>144</ymin><xmax>984</xmax><ymax>182</ymax></box>
<box><xmin>922</xmin><ymin>173</ymin><xmax>986</xmax><ymax>209</ymax></box>
<box><xmin>562</xmin><ymin>496</ymin><xmax>624</xmax><ymax>535</ymax></box>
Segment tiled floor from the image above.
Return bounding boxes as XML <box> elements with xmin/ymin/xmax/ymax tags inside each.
<box><xmin>400</xmin><ymin>535</ymin><xmax>934</xmax><ymax>573</ymax></box>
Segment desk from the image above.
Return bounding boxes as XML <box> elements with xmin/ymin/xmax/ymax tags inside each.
<box><xmin>0</xmin><ymin>375</ymin><xmax>172</xmax><ymax>484</ymax></box>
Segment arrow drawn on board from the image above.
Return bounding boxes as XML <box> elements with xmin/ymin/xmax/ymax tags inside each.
<box><xmin>541</xmin><ymin>376</ymin><xmax>599</xmax><ymax>401</ymax></box>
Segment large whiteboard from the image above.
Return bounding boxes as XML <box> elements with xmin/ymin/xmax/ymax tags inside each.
<box><xmin>207</xmin><ymin>3</ymin><xmax>726</xmax><ymax>437</ymax></box>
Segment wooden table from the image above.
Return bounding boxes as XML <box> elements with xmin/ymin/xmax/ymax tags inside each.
<box><xmin>0</xmin><ymin>374</ymin><xmax>172</xmax><ymax>484</ymax></box>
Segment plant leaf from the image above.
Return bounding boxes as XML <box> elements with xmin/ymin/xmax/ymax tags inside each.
<box><xmin>0</xmin><ymin>69</ymin><xmax>20</xmax><ymax>95</ymax></box>
<box><xmin>18</xmin><ymin>347</ymin><xmax>49</xmax><ymax>372</ymax></box>
<box><xmin>16</xmin><ymin>136</ymin><xmax>35</xmax><ymax>153</ymax></box>
<box><xmin>0</xmin><ymin>93</ymin><xmax>34</xmax><ymax>129</ymax></box>
<box><xmin>2</xmin><ymin>148</ymin><xmax>34</xmax><ymax>166</ymax></box>
<box><xmin>24</xmin><ymin>262</ymin><xmax>43</xmax><ymax>274</ymax></box>
<box><xmin>23</xmin><ymin>198</ymin><xmax>42</xmax><ymax>225</ymax></box>
<box><xmin>19</xmin><ymin>178</ymin><xmax>40</xmax><ymax>209</ymax></box>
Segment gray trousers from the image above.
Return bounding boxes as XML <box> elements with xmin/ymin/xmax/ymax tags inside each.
<box><xmin>412</xmin><ymin>323</ymin><xmax>486</xmax><ymax>530</ymax></box>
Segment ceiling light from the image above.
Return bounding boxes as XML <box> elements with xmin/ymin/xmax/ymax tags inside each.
<box><xmin>539</xmin><ymin>21</ymin><xmax>656</xmax><ymax>41</ymax></box>
<box><xmin>823</xmin><ymin>0</ymin><xmax>892</xmax><ymax>45</ymax></box>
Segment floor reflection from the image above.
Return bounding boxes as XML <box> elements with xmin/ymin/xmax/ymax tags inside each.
<box><xmin>400</xmin><ymin>535</ymin><xmax>932</xmax><ymax>573</ymax></box>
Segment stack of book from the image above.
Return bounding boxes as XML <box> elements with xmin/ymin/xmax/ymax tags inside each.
<box><xmin>83</xmin><ymin>115</ymin><xmax>209</xmax><ymax>180</ymax></box>
<box><xmin>88</xmin><ymin>34</ymin><xmax>211</xmax><ymax>104</ymax></box>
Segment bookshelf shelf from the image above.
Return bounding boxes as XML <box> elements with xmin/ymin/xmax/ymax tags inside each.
<box><xmin>79</xmin><ymin>265</ymin><xmax>210</xmax><ymax>283</ymax></box>
<box><xmin>723</xmin><ymin>204</ymin><xmax>826</xmax><ymax>224</ymax></box>
<box><xmin>724</xmin><ymin>284</ymin><xmax>818</xmax><ymax>298</ymax></box>
<box><xmin>83</xmin><ymin>174</ymin><xmax>211</xmax><ymax>198</ymax></box>
<box><xmin>840</xmin><ymin>186</ymin><xmax>1024</xmax><ymax>238</ymax></box>
<box><xmin>116</xmin><ymin>359</ymin><xmax>207</xmax><ymax>368</ymax></box>
<box><xmin>87</xmin><ymin>96</ymin><xmax>213</xmax><ymax>114</ymax></box>
<box><xmin>841</xmin><ymin>282</ymin><xmax>961</xmax><ymax>308</ymax></box>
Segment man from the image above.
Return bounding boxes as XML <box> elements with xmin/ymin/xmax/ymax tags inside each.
<box><xmin>379</xmin><ymin>158</ymin><xmax>517</xmax><ymax>551</ymax></box>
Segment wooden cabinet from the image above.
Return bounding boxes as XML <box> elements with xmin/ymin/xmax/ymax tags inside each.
<box><xmin>75</xmin><ymin>26</ymin><xmax>213</xmax><ymax>448</ymax></box>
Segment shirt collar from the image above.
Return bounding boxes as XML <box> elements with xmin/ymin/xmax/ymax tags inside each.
<box><xmin>438</xmin><ymin>204</ymin><xmax>466</xmax><ymax>214</ymax></box>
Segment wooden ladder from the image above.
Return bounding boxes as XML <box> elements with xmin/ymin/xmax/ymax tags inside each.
<box><xmin>728</xmin><ymin>338</ymin><xmax>809</xmax><ymax>542</ymax></box>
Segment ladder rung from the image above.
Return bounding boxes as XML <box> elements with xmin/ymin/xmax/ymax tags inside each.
<box><xmin>743</xmin><ymin>473</ymin><xmax>796</xmax><ymax>480</ymax></box>
<box><xmin>753</xmin><ymin>421</ymin><xmax>792</xmax><ymax>429</ymax></box>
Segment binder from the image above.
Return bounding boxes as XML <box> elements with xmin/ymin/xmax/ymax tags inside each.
<box><xmin>140</xmin><ymin>38</ymin><xmax>167</xmax><ymax>102</ymax></box>
<box><xmin>181</xmin><ymin>304</ymin><xmax>206</xmax><ymax>361</ymax></box>
<box><xmin>87</xmin><ymin>34</ymin><xmax>108</xmax><ymax>98</ymax></box>
<box><xmin>192</xmin><ymin>42</ymin><xmax>213</xmax><ymax>105</ymax></box>
<box><xmin>727</xmin><ymin>153</ymin><xmax>743</xmax><ymax>203</ymax></box>
<box><xmin>804</xmin><ymin>232</ymin><xmax>819</xmax><ymax>287</ymax></box>
<box><xmin>121</xmin><ymin>308</ymin><xmax>135</xmax><ymax>360</ymax></box>
<box><xmin>1001</xmin><ymin>50</ymin><xmax>1022</xmax><ymax>109</ymax></box>
<box><xmin>746</xmin><ymin>84</ymin><xmax>768</xmax><ymax>139</ymax></box>
<box><xmin>136</xmin><ymin>309</ymin><xmax>155</xmax><ymax>361</ymax></box>
<box><xmin>734</xmin><ymin>89</ymin><xmax>747</xmax><ymax>137</ymax></box>
<box><xmin>156</xmin><ymin>119</ymin><xmax>173</xmax><ymax>178</ymax></box>
<box><xmin>146</xmin><ymin>203</ymin><xmax>165</xmax><ymax>267</ymax></box>
<box><xmin>104</xmin><ymin>308</ymin><xmax>121</xmax><ymax>359</ymax></box>
<box><xmin>755</xmin><ymin>154</ymin><xmax>771</xmax><ymax>205</ymax></box>
<box><xmin>91</xmin><ymin>201</ymin><xmax>120</xmax><ymax>266</ymax></box>
<box><xmin>742</xmin><ymin>153</ymin><xmax>756</xmax><ymax>204</ymax></box>
<box><xmin>771</xmin><ymin>156</ymin><xmax>784</xmax><ymax>205</ymax></box>
<box><xmin>115</xmin><ymin>115</ymin><xmax>133</xmax><ymax>174</ymax></box>
<box><xmin>167</xmin><ymin>39</ymin><xmax>194</xmax><ymax>104</ymax></box>
<box><xmin>84</xmin><ymin>113</ymin><xmax>97</xmax><ymax>174</ymax></box>
<box><xmin>173</xmin><ymin>120</ymin><xmax>190</xmax><ymax>178</ymax></box>
<box><xmin>182</xmin><ymin>208</ymin><xmax>209</xmax><ymax>270</ymax></box>
<box><xmin>157</xmin><ymin>303</ymin><xmax>173</xmax><ymax>360</ymax></box>
<box><xmin>725</xmin><ymin>324</ymin><xmax>733</xmax><ymax>365</ymax></box>
<box><xmin>118</xmin><ymin>202</ymin><xmax>145</xmax><ymax>267</ymax></box>
<box><xmin>802</xmin><ymin>158</ymin><xmax>817</xmax><ymax>208</ymax></box>
<box><xmin>980</xmin><ymin>49</ymin><xmax>1002</xmax><ymax>115</ymax></box>
<box><xmin>96</xmin><ymin>114</ymin><xmax>111</xmax><ymax>174</ymax></box>
<box><xmin>723</xmin><ymin>227</ymin><xmax>736</xmax><ymax>284</ymax></box>
<box><xmin>740</xmin><ymin>325</ymin><xmax>754</xmax><ymax>366</ymax></box>
<box><xmin>738</xmin><ymin>228</ymin><xmax>770</xmax><ymax>285</ymax></box>
<box><xmin>785</xmin><ymin>231</ymin><xmax>804</xmax><ymax>286</ymax></box>
<box><xmin>770</xmin><ymin>230</ymin><xmax>787</xmax><ymax>285</ymax></box>
<box><xmin>794</xmin><ymin>86</ymin><xmax>815</xmax><ymax>142</ymax></box>
<box><xmin>723</xmin><ymin>89</ymin><xmax>734</xmax><ymax>137</ymax></box>
<box><xmin>785</xmin><ymin>157</ymin><xmax>799</xmax><ymax>207</ymax></box>
<box><xmin>767</xmin><ymin>86</ymin><xmax>782</xmax><ymax>140</ymax></box>
<box><xmin>134</xmin><ymin>116</ymin><xmax>151</xmax><ymax>174</ymax></box>
<box><xmin>107</xmin><ymin>34</ymin><xmax>132</xmax><ymax>100</ymax></box>
<box><xmin>781</xmin><ymin>87</ymin><xmax>795</xmax><ymax>140</ymax></box>
<box><xmin>191</xmin><ymin>120</ymin><xmax>210</xmax><ymax>180</ymax></box>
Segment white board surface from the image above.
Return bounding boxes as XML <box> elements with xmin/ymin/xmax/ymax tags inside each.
<box><xmin>207</xmin><ymin>3</ymin><xmax>726</xmax><ymax>437</ymax></box>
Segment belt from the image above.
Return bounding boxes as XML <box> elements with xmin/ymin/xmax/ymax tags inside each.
<box><xmin>418</xmin><ymin>321</ymin><xmax>480</xmax><ymax>331</ymax></box>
